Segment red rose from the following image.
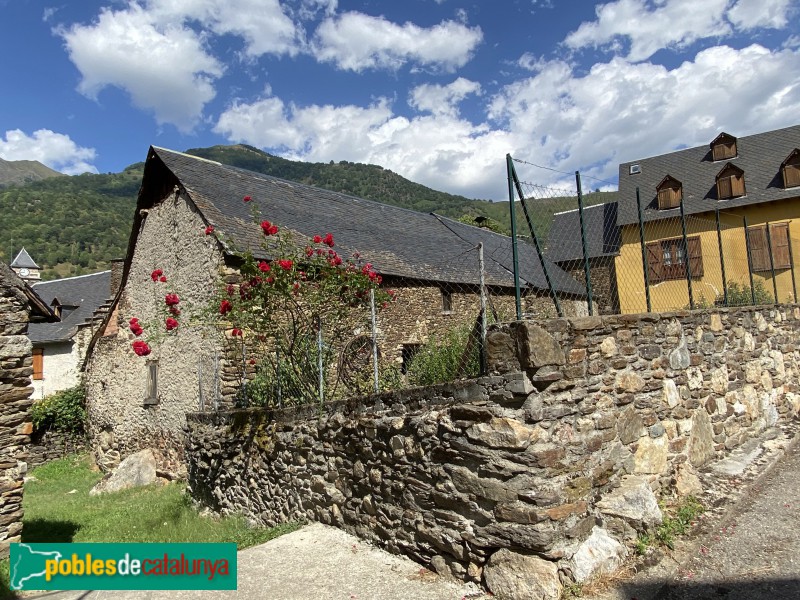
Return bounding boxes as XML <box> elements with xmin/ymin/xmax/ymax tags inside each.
<box><xmin>166</xmin><ymin>317</ymin><xmax>179</xmax><ymax>331</ymax></box>
<box><xmin>260</xmin><ymin>220</ymin><xmax>279</xmax><ymax>236</ymax></box>
<box><xmin>150</xmin><ymin>269</ymin><xmax>163</xmax><ymax>282</ymax></box>
<box><xmin>130</xmin><ymin>324</ymin><xmax>143</xmax><ymax>336</ymax></box>
<box><xmin>159</xmin><ymin>275</ymin><xmax>167</xmax><ymax>283</ymax></box>
<box><xmin>278</xmin><ymin>259</ymin><xmax>293</xmax><ymax>270</ymax></box>
<box><xmin>129</xmin><ymin>317</ymin><xmax>139</xmax><ymax>326</ymax></box>
<box><xmin>243</xmin><ymin>195</ymin><xmax>252</xmax><ymax>202</ymax></box>
<box><xmin>258</xmin><ymin>261</ymin><xmax>270</xmax><ymax>272</ymax></box>
<box><xmin>165</xmin><ymin>293</ymin><xmax>180</xmax><ymax>306</ymax></box>
<box><xmin>132</xmin><ymin>340</ymin><xmax>151</xmax><ymax>356</ymax></box>
<box><xmin>313</xmin><ymin>235</ymin><xmax>322</xmax><ymax>244</ymax></box>
<box><xmin>205</xmin><ymin>225</ymin><xmax>214</xmax><ymax>235</ymax></box>
<box><xmin>305</xmin><ymin>246</ymin><xmax>314</xmax><ymax>257</ymax></box>
<box><xmin>323</xmin><ymin>233</ymin><xmax>334</xmax><ymax>247</ymax></box>
<box><xmin>226</xmin><ymin>284</ymin><xmax>235</xmax><ymax>296</ymax></box>
<box><xmin>219</xmin><ymin>299</ymin><xmax>232</xmax><ymax>315</ymax></box>
<box><xmin>169</xmin><ymin>306</ymin><xmax>181</xmax><ymax>316</ymax></box>
<box><xmin>231</xmin><ymin>328</ymin><xmax>243</xmax><ymax>337</ymax></box>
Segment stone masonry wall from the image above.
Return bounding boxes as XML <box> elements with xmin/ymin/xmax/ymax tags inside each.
<box><xmin>27</xmin><ymin>429</ymin><xmax>87</xmax><ymax>469</ymax></box>
<box><xmin>185</xmin><ymin>304</ymin><xmax>800</xmax><ymax>593</ymax></box>
<box><xmin>0</xmin><ymin>270</ymin><xmax>36</xmax><ymax>557</ymax></box>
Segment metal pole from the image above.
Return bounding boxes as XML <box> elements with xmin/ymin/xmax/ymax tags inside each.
<box><xmin>370</xmin><ymin>289</ymin><xmax>379</xmax><ymax>394</ymax></box>
<box><xmin>743</xmin><ymin>216</ymin><xmax>757</xmax><ymax>305</ymax></box>
<box><xmin>636</xmin><ymin>188</ymin><xmax>652</xmax><ymax>313</ymax></box>
<box><xmin>316</xmin><ymin>316</ymin><xmax>324</xmax><ymax>405</ymax></box>
<box><xmin>679</xmin><ymin>197</ymin><xmax>694</xmax><ymax>309</ymax></box>
<box><xmin>715</xmin><ymin>209</ymin><xmax>728</xmax><ymax>307</ymax></box>
<box><xmin>478</xmin><ymin>243</ymin><xmax>488</xmax><ymax>375</ymax></box>
<box><xmin>788</xmin><ymin>225</ymin><xmax>798</xmax><ymax>303</ymax></box>
<box><xmin>506</xmin><ymin>154</ymin><xmax>522</xmax><ymax>320</ymax></box>
<box><xmin>510</xmin><ymin>160</ymin><xmax>563</xmax><ymax>317</ymax></box>
<box><xmin>576</xmin><ymin>171</ymin><xmax>594</xmax><ymax>315</ymax></box>
<box><xmin>765</xmin><ymin>222</ymin><xmax>779</xmax><ymax>303</ymax></box>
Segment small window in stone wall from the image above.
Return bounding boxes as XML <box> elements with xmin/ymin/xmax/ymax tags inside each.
<box><xmin>401</xmin><ymin>344</ymin><xmax>421</xmax><ymax>374</ymax></box>
<box><xmin>144</xmin><ymin>360</ymin><xmax>159</xmax><ymax>405</ymax></box>
<box><xmin>441</xmin><ymin>288</ymin><xmax>453</xmax><ymax>313</ymax></box>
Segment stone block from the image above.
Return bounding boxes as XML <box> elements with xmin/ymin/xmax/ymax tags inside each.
<box><xmin>484</xmin><ymin>549</ymin><xmax>561</xmax><ymax>600</ymax></box>
<box><xmin>467</xmin><ymin>417</ymin><xmax>541</xmax><ymax>450</ymax></box>
<box><xmin>569</xmin><ymin>526</ymin><xmax>627</xmax><ymax>583</ymax></box>
<box><xmin>596</xmin><ymin>475</ymin><xmax>663</xmax><ymax>528</ymax></box>
<box><xmin>616</xmin><ymin>406</ymin><xmax>644</xmax><ymax>445</ymax></box>
<box><xmin>519</xmin><ymin>323</ymin><xmax>565</xmax><ymax>369</ymax></box>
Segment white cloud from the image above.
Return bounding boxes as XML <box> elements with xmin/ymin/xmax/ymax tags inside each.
<box><xmin>728</xmin><ymin>0</ymin><xmax>793</xmax><ymax>30</ymax></box>
<box><xmin>60</xmin><ymin>4</ymin><xmax>223</xmax><ymax>132</ymax></box>
<box><xmin>409</xmin><ymin>78</ymin><xmax>481</xmax><ymax>117</ymax></box>
<box><xmin>312</xmin><ymin>12</ymin><xmax>483</xmax><ymax>72</ymax></box>
<box><xmin>216</xmin><ymin>42</ymin><xmax>800</xmax><ymax>200</ymax></box>
<box><xmin>565</xmin><ymin>0</ymin><xmax>732</xmax><ymax>62</ymax></box>
<box><xmin>0</xmin><ymin>129</ymin><xmax>98</xmax><ymax>175</ymax></box>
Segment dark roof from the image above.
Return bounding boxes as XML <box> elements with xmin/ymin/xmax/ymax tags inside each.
<box><xmin>142</xmin><ymin>147</ymin><xmax>584</xmax><ymax>295</ymax></box>
<box><xmin>10</xmin><ymin>248</ymin><xmax>40</xmax><ymax>269</ymax></box>
<box><xmin>546</xmin><ymin>202</ymin><xmax>620</xmax><ymax>263</ymax></box>
<box><xmin>0</xmin><ymin>263</ymin><xmax>56</xmax><ymax>323</ymax></box>
<box><xmin>617</xmin><ymin>124</ymin><xmax>800</xmax><ymax>226</ymax></box>
<box><xmin>29</xmin><ymin>271</ymin><xmax>111</xmax><ymax>343</ymax></box>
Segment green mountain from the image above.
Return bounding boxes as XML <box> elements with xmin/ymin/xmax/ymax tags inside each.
<box><xmin>0</xmin><ymin>158</ymin><xmax>64</xmax><ymax>188</ymax></box>
<box><xmin>0</xmin><ymin>144</ymin><xmax>616</xmax><ymax>280</ymax></box>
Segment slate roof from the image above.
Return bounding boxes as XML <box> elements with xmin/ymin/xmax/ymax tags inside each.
<box><xmin>29</xmin><ymin>271</ymin><xmax>111</xmax><ymax>343</ymax></box>
<box><xmin>617</xmin><ymin>124</ymin><xmax>800</xmax><ymax>227</ymax></box>
<box><xmin>10</xmin><ymin>248</ymin><xmax>40</xmax><ymax>269</ymax></box>
<box><xmin>547</xmin><ymin>202</ymin><xmax>620</xmax><ymax>264</ymax></box>
<box><xmin>142</xmin><ymin>147</ymin><xmax>585</xmax><ymax>296</ymax></box>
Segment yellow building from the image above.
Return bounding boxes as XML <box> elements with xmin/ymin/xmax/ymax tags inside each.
<box><xmin>615</xmin><ymin>125</ymin><xmax>800</xmax><ymax>314</ymax></box>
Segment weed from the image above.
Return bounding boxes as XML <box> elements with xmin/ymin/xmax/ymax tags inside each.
<box><xmin>561</xmin><ymin>581</ymin><xmax>583</xmax><ymax>598</ymax></box>
<box><xmin>637</xmin><ymin>496</ymin><xmax>704</xmax><ymax>553</ymax></box>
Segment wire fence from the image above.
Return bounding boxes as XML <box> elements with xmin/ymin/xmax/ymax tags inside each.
<box><xmin>508</xmin><ymin>155</ymin><xmax>800</xmax><ymax>317</ymax></box>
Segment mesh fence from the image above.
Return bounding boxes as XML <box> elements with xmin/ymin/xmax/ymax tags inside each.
<box><xmin>509</xmin><ymin>157</ymin><xmax>800</xmax><ymax>317</ymax></box>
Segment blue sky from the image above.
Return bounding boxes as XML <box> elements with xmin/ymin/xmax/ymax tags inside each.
<box><xmin>1</xmin><ymin>0</ymin><xmax>798</xmax><ymax>199</ymax></box>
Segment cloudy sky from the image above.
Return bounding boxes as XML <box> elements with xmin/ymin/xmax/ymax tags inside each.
<box><xmin>1</xmin><ymin>0</ymin><xmax>798</xmax><ymax>199</ymax></box>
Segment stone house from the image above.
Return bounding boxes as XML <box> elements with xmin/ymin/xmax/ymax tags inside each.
<box><xmin>84</xmin><ymin>146</ymin><xmax>586</xmax><ymax>467</ymax></box>
<box><xmin>0</xmin><ymin>262</ymin><xmax>56</xmax><ymax>556</ymax></box>
<box><xmin>615</xmin><ymin>124</ymin><xmax>800</xmax><ymax>313</ymax></box>
<box><xmin>547</xmin><ymin>202</ymin><xmax>621</xmax><ymax>314</ymax></box>
<box><xmin>23</xmin><ymin>270</ymin><xmax>113</xmax><ymax>399</ymax></box>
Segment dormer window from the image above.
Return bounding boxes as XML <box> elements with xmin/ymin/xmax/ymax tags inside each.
<box><xmin>716</xmin><ymin>163</ymin><xmax>746</xmax><ymax>200</ymax></box>
<box><xmin>710</xmin><ymin>132</ymin><xmax>737</xmax><ymax>161</ymax></box>
<box><xmin>781</xmin><ymin>149</ymin><xmax>800</xmax><ymax>189</ymax></box>
<box><xmin>656</xmin><ymin>175</ymin><xmax>682</xmax><ymax>210</ymax></box>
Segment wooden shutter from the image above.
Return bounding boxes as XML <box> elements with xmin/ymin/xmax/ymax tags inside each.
<box><xmin>784</xmin><ymin>164</ymin><xmax>800</xmax><ymax>188</ymax></box>
<box><xmin>747</xmin><ymin>226</ymin><xmax>770</xmax><ymax>272</ymax></box>
<box><xmin>687</xmin><ymin>237</ymin><xmax>704</xmax><ymax>278</ymax></box>
<box><xmin>657</xmin><ymin>187</ymin><xmax>681</xmax><ymax>210</ymax></box>
<box><xmin>713</xmin><ymin>141</ymin><xmax>736</xmax><ymax>161</ymax></box>
<box><xmin>769</xmin><ymin>223</ymin><xmax>791</xmax><ymax>269</ymax></box>
<box><xmin>731</xmin><ymin>174</ymin><xmax>745</xmax><ymax>197</ymax></box>
<box><xmin>646</xmin><ymin>242</ymin><xmax>664</xmax><ymax>283</ymax></box>
<box><xmin>718</xmin><ymin>176</ymin><xmax>733</xmax><ymax>199</ymax></box>
<box><xmin>32</xmin><ymin>348</ymin><xmax>43</xmax><ymax>380</ymax></box>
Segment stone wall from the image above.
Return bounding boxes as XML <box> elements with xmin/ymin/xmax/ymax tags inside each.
<box><xmin>0</xmin><ymin>267</ymin><xmax>37</xmax><ymax>557</ymax></box>
<box><xmin>184</xmin><ymin>304</ymin><xmax>800</xmax><ymax>595</ymax></box>
<box><xmin>27</xmin><ymin>429</ymin><xmax>87</xmax><ymax>469</ymax></box>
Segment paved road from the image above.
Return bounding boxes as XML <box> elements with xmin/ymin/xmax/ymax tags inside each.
<box><xmin>23</xmin><ymin>524</ymin><xmax>487</xmax><ymax>600</ymax></box>
<box><xmin>606</xmin><ymin>433</ymin><xmax>800</xmax><ymax>600</ymax></box>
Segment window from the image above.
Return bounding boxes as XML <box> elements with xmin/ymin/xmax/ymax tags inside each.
<box><xmin>711</xmin><ymin>132</ymin><xmax>737</xmax><ymax>161</ymax></box>
<box><xmin>781</xmin><ymin>149</ymin><xmax>800</xmax><ymax>189</ymax></box>
<box><xmin>646</xmin><ymin>236</ymin><xmax>704</xmax><ymax>283</ymax></box>
<box><xmin>747</xmin><ymin>223</ymin><xmax>791</xmax><ymax>272</ymax></box>
<box><xmin>441</xmin><ymin>288</ymin><xmax>453</xmax><ymax>313</ymax></box>
<box><xmin>401</xmin><ymin>344</ymin><xmax>421</xmax><ymax>375</ymax></box>
<box><xmin>144</xmin><ymin>360</ymin><xmax>159</xmax><ymax>404</ymax></box>
<box><xmin>716</xmin><ymin>164</ymin><xmax>746</xmax><ymax>200</ymax></box>
<box><xmin>656</xmin><ymin>175</ymin><xmax>682</xmax><ymax>210</ymax></box>
<box><xmin>32</xmin><ymin>348</ymin><xmax>43</xmax><ymax>380</ymax></box>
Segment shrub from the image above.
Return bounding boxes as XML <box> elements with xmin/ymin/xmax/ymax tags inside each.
<box><xmin>30</xmin><ymin>385</ymin><xmax>86</xmax><ymax>434</ymax></box>
<box><xmin>406</xmin><ymin>326</ymin><xmax>480</xmax><ymax>386</ymax></box>
<box><xmin>720</xmin><ymin>280</ymin><xmax>773</xmax><ymax>307</ymax></box>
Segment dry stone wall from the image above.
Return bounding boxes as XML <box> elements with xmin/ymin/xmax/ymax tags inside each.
<box><xmin>185</xmin><ymin>304</ymin><xmax>800</xmax><ymax>593</ymax></box>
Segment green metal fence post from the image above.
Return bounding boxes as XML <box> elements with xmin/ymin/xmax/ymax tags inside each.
<box><xmin>765</xmin><ymin>222</ymin><xmax>779</xmax><ymax>303</ymax></box>
<box><xmin>576</xmin><ymin>171</ymin><xmax>594</xmax><ymax>315</ymax></box>
<box><xmin>743</xmin><ymin>216</ymin><xmax>757</xmax><ymax>305</ymax></box>
<box><xmin>636</xmin><ymin>188</ymin><xmax>652</xmax><ymax>313</ymax></box>
<box><xmin>506</xmin><ymin>154</ymin><xmax>522</xmax><ymax>320</ymax></box>
<box><xmin>510</xmin><ymin>161</ymin><xmax>563</xmax><ymax>317</ymax></box>
<box><xmin>679</xmin><ymin>197</ymin><xmax>694</xmax><ymax>309</ymax></box>
<box><xmin>715</xmin><ymin>209</ymin><xmax>728</xmax><ymax>306</ymax></box>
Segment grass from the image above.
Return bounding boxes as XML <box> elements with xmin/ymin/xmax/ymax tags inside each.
<box><xmin>1</xmin><ymin>454</ymin><xmax>300</xmax><ymax>598</ymax></box>
<box><xmin>636</xmin><ymin>496</ymin><xmax>705</xmax><ymax>554</ymax></box>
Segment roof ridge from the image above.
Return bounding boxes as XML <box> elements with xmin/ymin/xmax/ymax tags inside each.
<box><xmin>31</xmin><ymin>270</ymin><xmax>111</xmax><ymax>287</ymax></box>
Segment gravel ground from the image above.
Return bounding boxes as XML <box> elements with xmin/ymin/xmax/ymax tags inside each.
<box><xmin>591</xmin><ymin>423</ymin><xmax>800</xmax><ymax>600</ymax></box>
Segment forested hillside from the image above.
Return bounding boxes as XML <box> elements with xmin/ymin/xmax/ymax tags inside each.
<box><xmin>0</xmin><ymin>144</ymin><xmax>616</xmax><ymax>280</ymax></box>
